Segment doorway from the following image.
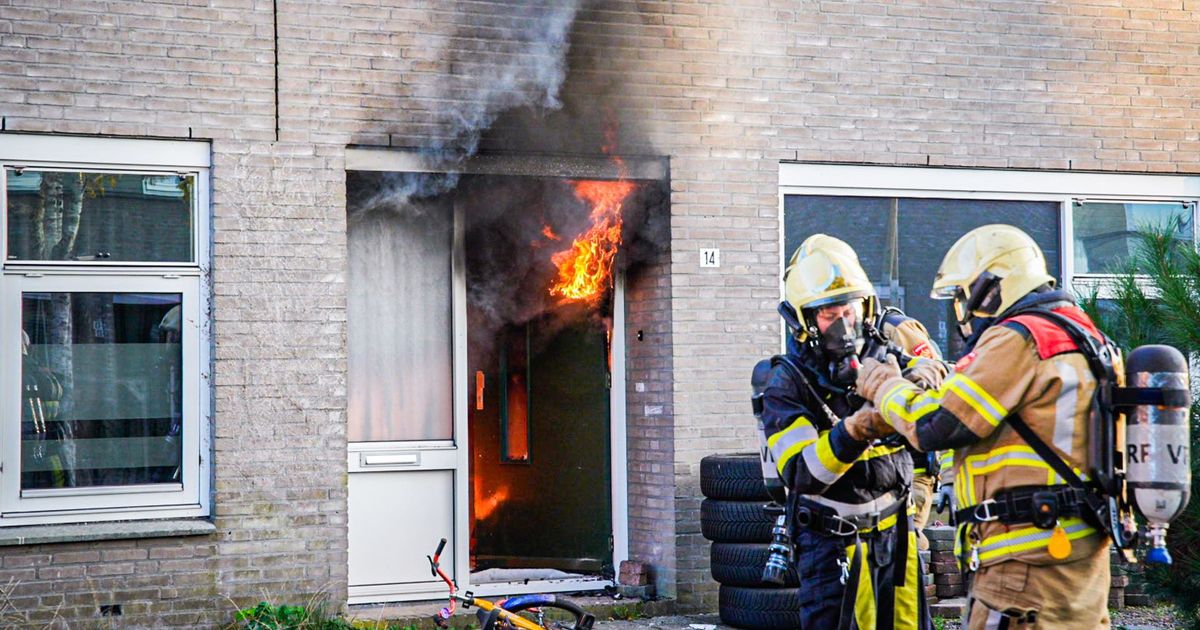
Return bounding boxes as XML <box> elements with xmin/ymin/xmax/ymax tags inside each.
<box><xmin>343</xmin><ymin>150</ymin><xmax>665</xmax><ymax>603</ymax></box>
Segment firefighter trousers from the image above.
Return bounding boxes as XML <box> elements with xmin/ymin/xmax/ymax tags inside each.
<box><xmin>964</xmin><ymin>545</ymin><xmax>1110</xmax><ymax>630</ymax></box>
<box><xmin>794</xmin><ymin>513</ymin><xmax>932</xmax><ymax>630</ymax></box>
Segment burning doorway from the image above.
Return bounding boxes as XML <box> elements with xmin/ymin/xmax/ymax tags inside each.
<box><xmin>344</xmin><ymin>150</ymin><xmax>667</xmax><ymax>603</ymax></box>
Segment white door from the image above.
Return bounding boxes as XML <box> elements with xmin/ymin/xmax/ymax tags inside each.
<box><xmin>346</xmin><ymin>197</ymin><xmax>467</xmax><ymax>604</ymax></box>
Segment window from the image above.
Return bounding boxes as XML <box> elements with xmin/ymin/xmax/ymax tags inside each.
<box><xmin>779</xmin><ymin>164</ymin><xmax>1200</xmax><ymax>360</ymax></box>
<box><xmin>0</xmin><ymin>135</ymin><xmax>210</xmax><ymax>525</ymax></box>
<box><xmin>1070</xmin><ymin>201</ymin><xmax>1197</xmax><ymax>299</ymax></box>
<box><xmin>783</xmin><ymin>195</ymin><xmax>1060</xmax><ymax>359</ymax></box>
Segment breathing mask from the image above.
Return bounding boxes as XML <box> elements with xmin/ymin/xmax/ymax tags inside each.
<box><xmin>810</xmin><ymin>301</ymin><xmax>866</xmax><ymax>386</ymax></box>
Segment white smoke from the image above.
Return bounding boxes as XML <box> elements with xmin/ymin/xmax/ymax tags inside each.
<box><xmin>359</xmin><ymin>1</ymin><xmax>582</xmax><ymax>207</ymax></box>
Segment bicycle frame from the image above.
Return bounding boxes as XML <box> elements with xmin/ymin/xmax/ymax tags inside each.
<box><xmin>427</xmin><ymin>538</ymin><xmax>546</xmax><ymax>630</ymax></box>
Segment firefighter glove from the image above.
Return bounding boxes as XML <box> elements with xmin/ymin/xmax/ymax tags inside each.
<box><xmin>856</xmin><ymin>355</ymin><xmax>903</xmax><ymax>403</ymax></box>
<box><xmin>903</xmin><ymin>358</ymin><xmax>950</xmax><ymax>390</ymax></box>
<box><xmin>842</xmin><ymin>404</ymin><xmax>893</xmax><ymax>442</ymax></box>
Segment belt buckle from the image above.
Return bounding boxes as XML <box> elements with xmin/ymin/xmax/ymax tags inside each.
<box><xmin>829</xmin><ymin>515</ymin><xmax>858</xmax><ymax>537</ymax></box>
<box><xmin>973</xmin><ymin>499</ymin><xmax>999</xmax><ymax>523</ymax></box>
<box><xmin>863</xmin><ymin>510</ymin><xmax>882</xmax><ymax>532</ymax></box>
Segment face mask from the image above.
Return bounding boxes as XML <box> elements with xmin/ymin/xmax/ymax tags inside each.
<box><xmin>820</xmin><ymin>316</ymin><xmax>864</xmax><ymax>386</ymax></box>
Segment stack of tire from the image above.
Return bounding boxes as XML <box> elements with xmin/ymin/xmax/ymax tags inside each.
<box><xmin>700</xmin><ymin>453</ymin><xmax>802</xmax><ymax>629</ymax></box>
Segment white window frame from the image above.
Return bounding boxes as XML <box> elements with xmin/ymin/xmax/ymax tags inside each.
<box><xmin>778</xmin><ymin>164</ymin><xmax>1200</xmax><ymax>303</ymax></box>
<box><xmin>0</xmin><ymin>134</ymin><xmax>211</xmax><ymax>526</ymax></box>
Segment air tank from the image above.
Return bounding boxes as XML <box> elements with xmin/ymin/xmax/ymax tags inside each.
<box><xmin>1123</xmin><ymin>345</ymin><xmax>1192</xmax><ymax>565</ymax></box>
<box><xmin>752</xmin><ymin>359</ymin><xmax>787</xmax><ymax>505</ymax></box>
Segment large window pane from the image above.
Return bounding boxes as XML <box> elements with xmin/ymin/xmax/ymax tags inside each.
<box><xmin>783</xmin><ymin>196</ymin><xmax>1060</xmax><ymax>358</ymax></box>
<box><xmin>5</xmin><ymin>169</ymin><xmax>194</xmax><ymax>263</ymax></box>
<box><xmin>20</xmin><ymin>292</ymin><xmax>183</xmax><ymax>491</ymax></box>
<box><xmin>1073</xmin><ymin>202</ymin><xmax>1194</xmax><ymax>274</ymax></box>
<box><xmin>346</xmin><ymin>177</ymin><xmax>454</xmax><ymax>442</ymax></box>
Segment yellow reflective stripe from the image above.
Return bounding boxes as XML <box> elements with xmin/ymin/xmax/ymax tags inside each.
<box><xmin>960</xmin><ymin>446</ymin><xmax>1090</xmax><ymax>508</ymax></box>
<box><xmin>953</xmin><ymin>523</ymin><xmax>967</xmax><ymax>560</ymax></box>
<box><xmin>881</xmin><ymin>381</ymin><xmax>945</xmax><ymax>425</ymax></box>
<box><xmin>893</xmin><ymin>528</ymin><xmax>921</xmax><ymax>630</ymax></box>
<box><xmin>945</xmin><ymin>373</ymin><xmax>1007</xmax><ymax>427</ymax></box>
<box><xmin>938</xmin><ymin>450</ymin><xmax>954</xmax><ymax>473</ymax></box>
<box><xmin>769</xmin><ymin>416</ymin><xmax>818</xmax><ymax>475</ymax></box>
<box><xmin>816</xmin><ymin>433</ymin><xmax>852</xmax><ymax>472</ymax></box>
<box><xmin>955</xmin><ymin>462</ymin><xmax>974</xmax><ymax>506</ymax></box>
<box><xmin>802</xmin><ymin>432</ymin><xmax>852</xmax><ymax>485</ymax></box>
<box><xmin>846</xmin><ymin>540</ymin><xmax>876</xmax><ymax>629</ymax></box>
<box><xmin>967</xmin><ymin>451</ymin><xmax>1052</xmax><ymax>477</ymax></box>
<box><xmin>862</xmin><ymin>444</ymin><xmax>905</xmax><ymax>461</ymax></box>
<box><xmin>976</xmin><ymin>517</ymin><xmax>1095</xmax><ymax>563</ymax></box>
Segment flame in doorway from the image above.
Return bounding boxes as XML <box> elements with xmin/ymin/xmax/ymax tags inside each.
<box><xmin>473</xmin><ymin>477</ymin><xmax>510</xmax><ymax>522</ymax></box>
<box><xmin>548</xmin><ymin>179</ymin><xmax>636</xmax><ymax>304</ymax></box>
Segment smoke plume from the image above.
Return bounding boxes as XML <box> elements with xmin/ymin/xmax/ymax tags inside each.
<box><xmin>354</xmin><ymin>1</ymin><xmax>582</xmax><ymax>207</ymax></box>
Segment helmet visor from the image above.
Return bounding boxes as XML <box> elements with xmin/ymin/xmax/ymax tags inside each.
<box><xmin>931</xmin><ymin>284</ymin><xmax>958</xmax><ymax>300</ymax></box>
<box><xmin>812</xmin><ymin>298</ymin><xmax>865</xmax><ymax>330</ymax></box>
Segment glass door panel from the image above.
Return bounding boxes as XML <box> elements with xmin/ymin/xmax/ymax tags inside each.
<box><xmin>347</xmin><ymin>201</ymin><xmax>454</xmax><ymax>442</ymax></box>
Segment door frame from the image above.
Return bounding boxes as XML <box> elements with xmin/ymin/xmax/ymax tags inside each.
<box><xmin>345</xmin><ymin>148</ymin><xmax>654</xmax><ymax>602</ymax></box>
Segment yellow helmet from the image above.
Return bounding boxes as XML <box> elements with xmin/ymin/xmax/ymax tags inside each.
<box><xmin>931</xmin><ymin>224</ymin><xmax>1055</xmax><ymax>336</ymax></box>
<box><xmin>782</xmin><ymin>234</ymin><xmax>877</xmax><ymax>342</ymax></box>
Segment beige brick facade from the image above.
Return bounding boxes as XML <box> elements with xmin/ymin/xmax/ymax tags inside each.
<box><xmin>1</xmin><ymin>0</ymin><xmax>1199</xmax><ymax>625</ymax></box>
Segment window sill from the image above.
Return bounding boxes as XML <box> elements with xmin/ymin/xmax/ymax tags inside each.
<box><xmin>0</xmin><ymin>518</ymin><xmax>215</xmax><ymax>546</ymax></box>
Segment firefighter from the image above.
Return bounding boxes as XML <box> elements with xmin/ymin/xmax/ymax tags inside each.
<box><xmin>764</xmin><ymin>234</ymin><xmax>939</xmax><ymax>630</ymax></box>
<box><xmin>854</xmin><ymin>224</ymin><xmax>1112</xmax><ymax>629</ymax></box>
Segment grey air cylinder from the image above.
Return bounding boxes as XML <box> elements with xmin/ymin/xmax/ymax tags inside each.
<box><xmin>1123</xmin><ymin>345</ymin><xmax>1192</xmax><ymax>564</ymax></box>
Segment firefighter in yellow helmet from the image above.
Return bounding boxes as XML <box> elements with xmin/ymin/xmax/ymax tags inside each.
<box><xmin>854</xmin><ymin>224</ymin><xmax>1114</xmax><ymax>629</ymax></box>
<box><xmin>763</xmin><ymin>234</ymin><xmax>945</xmax><ymax>630</ymax></box>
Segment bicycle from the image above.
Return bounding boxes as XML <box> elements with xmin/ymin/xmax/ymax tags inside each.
<box><xmin>427</xmin><ymin>539</ymin><xmax>597</xmax><ymax>630</ymax></box>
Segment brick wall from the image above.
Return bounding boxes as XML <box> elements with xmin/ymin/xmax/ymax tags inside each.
<box><xmin>2</xmin><ymin>0</ymin><xmax>1199</xmax><ymax>624</ymax></box>
<box><xmin>624</xmin><ymin>246</ymin><xmax>677</xmax><ymax>599</ymax></box>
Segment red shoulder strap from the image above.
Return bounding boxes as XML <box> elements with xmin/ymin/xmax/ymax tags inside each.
<box><xmin>1004</xmin><ymin>306</ymin><xmax>1103</xmax><ymax>359</ymax></box>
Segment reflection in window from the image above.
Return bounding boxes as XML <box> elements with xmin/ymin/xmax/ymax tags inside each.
<box><xmin>5</xmin><ymin>169</ymin><xmax>194</xmax><ymax>263</ymax></box>
<box><xmin>21</xmin><ymin>293</ymin><xmax>183</xmax><ymax>491</ymax></box>
<box><xmin>1073</xmin><ymin>202</ymin><xmax>1194</xmax><ymax>274</ymax></box>
<box><xmin>783</xmin><ymin>196</ymin><xmax>1061</xmax><ymax>359</ymax></box>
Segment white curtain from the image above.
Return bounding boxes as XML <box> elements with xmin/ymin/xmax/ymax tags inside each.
<box><xmin>347</xmin><ymin>205</ymin><xmax>453</xmax><ymax>442</ymax></box>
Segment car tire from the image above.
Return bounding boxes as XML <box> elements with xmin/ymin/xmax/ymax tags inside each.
<box><xmin>709</xmin><ymin>542</ymin><xmax>799</xmax><ymax>588</ymax></box>
<box><xmin>700</xmin><ymin>453</ymin><xmax>771</xmax><ymax>501</ymax></box>
<box><xmin>700</xmin><ymin>499</ymin><xmax>774</xmax><ymax>543</ymax></box>
<box><xmin>718</xmin><ymin>585</ymin><xmax>804</xmax><ymax>630</ymax></box>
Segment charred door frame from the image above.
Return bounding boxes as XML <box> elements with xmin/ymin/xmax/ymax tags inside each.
<box><xmin>346</xmin><ymin>147</ymin><xmax>665</xmax><ymax>600</ymax></box>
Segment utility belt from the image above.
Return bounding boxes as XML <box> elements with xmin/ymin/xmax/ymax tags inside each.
<box><xmin>794</xmin><ymin>495</ymin><xmax>907</xmax><ymax>537</ymax></box>
<box><xmin>955</xmin><ymin>484</ymin><xmax>1091</xmax><ymax>530</ymax></box>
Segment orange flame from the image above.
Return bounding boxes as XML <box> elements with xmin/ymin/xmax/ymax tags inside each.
<box><xmin>473</xmin><ymin>477</ymin><xmax>510</xmax><ymax>522</ymax></box>
<box><xmin>542</xmin><ymin>225</ymin><xmax>561</xmax><ymax>241</ymax></box>
<box><xmin>548</xmin><ymin>179</ymin><xmax>636</xmax><ymax>303</ymax></box>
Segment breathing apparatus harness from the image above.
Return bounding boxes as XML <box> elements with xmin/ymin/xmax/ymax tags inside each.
<box><xmin>952</xmin><ymin>306</ymin><xmax>1128</xmax><ymax>556</ymax></box>
<box><xmin>759</xmin><ymin>307</ymin><xmax>915</xmax><ymax>593</ymax></box>
<box><xmin>954</xmin><ymin>302</ymin><xmax>1191</xmax><ymax>567</ymax></box>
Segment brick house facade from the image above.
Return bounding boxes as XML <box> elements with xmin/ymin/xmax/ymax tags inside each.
<box><xmin>1</xmin><ymin>1</ymin><xmax>1199</xmax><ymax>627</ymax></box>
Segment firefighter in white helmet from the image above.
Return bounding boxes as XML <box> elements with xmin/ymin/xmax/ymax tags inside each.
<box><xmin>763</xmin><ymin>234</ymin><xmax>945</xmax><ymax>629</ymax></box>
<box><xmin>854</xmin><ymin>224</ymin><xmax>1113</xmax><ymax>629</ymax></box>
